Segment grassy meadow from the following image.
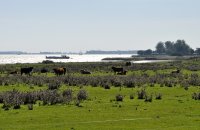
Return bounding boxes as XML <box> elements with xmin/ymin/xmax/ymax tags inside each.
<box><xmin>0</xmin><ymin>60</ymin><xmax>200</xmax><ymax>130</ymax></box>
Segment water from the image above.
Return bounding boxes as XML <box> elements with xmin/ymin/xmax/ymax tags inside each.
<box><xmin>0</xmin><ymin>54</ymin><xmax>133</xmax><ymax>64</ymax></box>
<box><xmin>132</xmin><ymin>60</ymin><xmax>173</xmax><ymax>64</ymax></box>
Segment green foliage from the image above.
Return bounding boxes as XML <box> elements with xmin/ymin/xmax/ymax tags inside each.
<box><xmin>137</xmin><ymin>49</ymin><xmax>153</xmax><ymax>55</ymax></box>
<box><xmin>0</xmin><ymin>61</ymin><xmax>199</xmax><ymax>129</ymax></box>
<box><xmin>27</xmin><ymin>104</ymin><xmax>33</xmax><ymax>110</ymax></box>
<box><xmin>41</xmin><ymin>60</ymin><xmax>54</xmax><ymax>64</ymax></box>
<box><xmin>77</xmin><ymin>89</ymin><xmax>88</xmax><ymax>101</ymax></box>
<box><xmin>116</xmin><ymin>94</ymin><xmax>123</xmax><ymax>101</ymax></box>
<box><xmin>155</xmin><ymin>39</ymin><xmax>194</xmax><ymax>56</ymax></box>
<box><xmin>62</xmin><ymin>89</ymin><xmax>73</xmax><ymax>103</ymax></box>
<box><xmin>137</xmin><ymin>88</ymin><xmax>147</xmax><ymax>99</ymax></box>
<box><xmin>192</xmin><ymin>92</ymin><xmax>200</xmax><ymax>100</ymax></box>
<box><xmin>155</xmin><ymin>93</ymin><xmax>162</xmax><ymax>100</ymax></box>
<box><xmin>195</xmin><ymin>48</ymin><xmax>200</xmax><ymax>55</ymax></box>
<box><xmin>156</xmin><ymin>42</ymin><xmax>165</xmax><ymax>54</ymax></box>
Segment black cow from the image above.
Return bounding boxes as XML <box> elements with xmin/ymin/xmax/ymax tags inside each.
<box><xmin>41</xmin><ymin>68</ymin><xmax>48</xmax><ymax>74</ymax></box>
<box><xmin>112</xmin><ymin>67</ymin><xmax>123</xmax><ymax>74</ymax></box>
<box><xmin>21</xmin><ymin>67</ymin><xmax>33</xmax><ymax>75</ymax></box>
<box><xmin>117</xmin><ymin>70</ymin><xmax>127</xmax><ymax>75</ymax></box>
<box><xmin>80</xmin><ymin>69</ymin><xmax>91</xmax><ymax>74</ymax></box>
<box><xmin>9</xmin><ymin>71</ymin><xmax>18</xmax><ymax>75</ymax></box>
<box><xmin>53</xmin><ymin>67</ymin><xmax>66</xmax><ymax>76</ymax></box>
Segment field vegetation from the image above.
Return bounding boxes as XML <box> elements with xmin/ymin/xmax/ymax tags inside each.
<box><xmin>0</xmin><ymin>59</ymin><xmax>199</xmax><ymax>130</ymax></box>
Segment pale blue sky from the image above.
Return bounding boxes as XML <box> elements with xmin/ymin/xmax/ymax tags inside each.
<box><xmin>0</xmin><ymin>0</ymin><xmax>200</xmax><ymax>52</ymax></box>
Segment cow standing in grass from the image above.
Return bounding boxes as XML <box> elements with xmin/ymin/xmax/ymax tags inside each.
<box><xmin>9</xmin><ymin>71</ymin><xmax>18</xmax><ymax>75</ymax></box>
<box><xmin>112</xmin><ymin>67</ymin><xmax>124</xmax><ymax>74</ymax></box>
<box><xmin>53</xmin><ymin>67</ymin><xmax>66</xmax><ymax>76</ymax></box>
<box><xmin>80</xmin><ymin>69</ymin><xmax>91</xmax><ymax>74</ymax></box>
<box><xmin>40</xmin><ymin>68</ymin><xmax>48</xmax><ymax>74</ymax></box>
<box><xmin>21</xmin><ymin>67</ymin><xmax>33</xmax><ymax>75</ymax></box>
<box><xmin>117</xmin><ymin>70</ymin><xmax>127</xmax><ymax>75</ymax></box>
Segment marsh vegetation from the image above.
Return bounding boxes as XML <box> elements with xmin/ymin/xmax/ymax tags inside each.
<box><xmin>0</xmin><ymin>59</ymin><xmax>199</xmax><ymax>129</ymax></box>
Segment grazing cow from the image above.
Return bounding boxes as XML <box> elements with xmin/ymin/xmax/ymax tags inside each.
<box><xmin>117</xmin><ymin>70</ymin><xmax>127</xmax><ymax>75</ymax></box>
<box><xmin>40</xmin><ymin>68</ymin><xmax>48</xmax><ymax>74</ymax></box>
<box><xmin>80</xmin><ymin>69</ymin><xmax>91</xmax><ymax>74</ymax></box>
<box><xmin>125</xmin><ymin>61</ymin><xmax>131</xmax><ymax>66</ymax></box>
<box><xmin>9</xmin><ymin>71</ymin><xmax>18</xmax><ymax>75</ymax></box>
<box><xmin>112</xmin><ymin>67</ymin><xmax>124</xmax><ymax>74</ymax></box>
<box><xmin>21</xmin><ymin>67</ymin><xmax>33</xmax><ymax>75</ymax></box>
<box><xmin>171</xmin><ymin>69</ymin><xmax>180</xmax><ymax>74</ymax></box>
<box><xmin>53</xmin><ymin>67</ymin><xmax>66</xmax><ymax>76</ymax></box>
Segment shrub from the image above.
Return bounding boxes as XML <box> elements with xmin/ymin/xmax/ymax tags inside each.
<box><xmin>144</xmin><ymin>94</ymin><xmax>153</xmax><ymax>102</ymax></box>
<box><xmin>2</xmin><ymin>89</ymin><xmax>23</xmax><ymax>110</ymax></box>
<box><xmin>39</xmin><ymin>90</ymin><xmax>61</xmax><ymax>105</ymax></box>
<box><xmin>0</xmin><ymin>93</ymin><xmax>3</xmax><ymax>103</ymax></box>
<box><xmin>74</xmin><ymin>100</ymin><xmax>82</xmax><ymax>107</ymax></box>
<box><xmin>192</xmin><ymin>92</ymin><xmax>200</xmax><ymax>100</ymax></box>
<box><xmin>137</xmin><ymin>89</ymin><xmax>147</xmax><ymax>99</ymax></box>
<box><xmin>155</xmin><ymin>93</ymin><xmax>162</xmax><ymax>100</ymax></box>
<box><xmin>2</xmin><ymin>104</ymin><xmax>9</xmax><ymax>111</ymax></box>
<box><xmin>116</xmin><ymin>94</ymin><xmax>123</xmax><ymax>101</ymax></box>
<box><xmin>77</xmin><ymin>89</ymin><xmax>88</xmax><ymax>101</ymax></box>
<box><xmin>91</xmin><ymin>81</ymin><xmax>99</xmax><ymax>87</ymax></box>
<box><xmin>42</xmin><ymin>60</ymin><xmax>54</xmax><ymax>64</ymax></box>
<box><xmin>13</xmin><ymin>104</ymin><xmax>21</xmax><ymax>109</ymax></box>
<box><xmin>48</xmin><ymin>82</ymin><xmax>61</xmax><ymax>90</ymax></box>
<box><xmin>104</xmin><ymin>84</ymin><xmax>111</xmax><ymax>89</ymax></box>
<box><xmin>28</xmin><ymin>104</ymin><xmax>33</xmax><ymax>110</ymax></box>
<box><xmin>124</xmin><ymin>81</ymin><xmax>135</xmax><ymax>88</ymax></box>
<box><xmin>112</xmin><ymin>80</ymin><xmax>122</xmax><ymax>87</ymax></box>
<box><xmin>63</xmin><ymin>89</ymin><xmax>73</xmax><ymax>103</ymax></box>
<box><xmin>23</xmin><ymin>92</ymin><xmax>38</xmax><ymax>104</ymax></box>
<box><xmin>130</xmin><ymin>94</ymin><xmax>134</xmax><ymax>99</ymax></box>
<box><xmin>164</xmin><ymin>80</ymin><xmax>173</xmax><ymax>87</ymax></box>
<box><xmin>181</xmin><ymin>81</ymin><xmax>189</xmax><ymax>90</ymax></box>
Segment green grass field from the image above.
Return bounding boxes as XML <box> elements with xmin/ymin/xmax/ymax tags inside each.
<box><xmin>0</xmin><ymin>61</ymin><xmax>200</xmax><ymax>130</ymax></box>
<box><xmin>0</xmin><ymin>85</ymin><xmax>199</xmax><ymax>130</ymax></box>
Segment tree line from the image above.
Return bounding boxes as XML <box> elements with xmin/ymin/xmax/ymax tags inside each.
<box><xmin>137</xmin><ymin>40</ymin><xmax>200</xmax><ymax>56</ymax></box>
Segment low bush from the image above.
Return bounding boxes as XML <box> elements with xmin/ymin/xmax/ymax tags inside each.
<box><xmin>103</xmin><ymin>84</ymin><xmax>111</xmax><ymax>89</ymax></box>
<box><xmin>48</xmin><ymin>82</ymin><xmax>61</xmax><ymax>90</ymax></box>
<box><xmin>77</xmin><ymin>89</ymin><xmax>88</xmax><ymax>101</ymax></box>
<box><xmin>28</xmin><ymin>104</ymin><xmax>33</xmax><ymax>110</ymax></box>
<box><xmin>0</xmin><ymin>93</ymin><xmax>3</xmax><ymax>103</ymax></box>
<box><xmin>137</xmin><ymin>88</ymin><xmax>147</xmax><ymax>99</ymax></box>
<box><xmin>144</xmin><ymin>94</ymin><xmax>153</xmax><ymax>102</ymax></box>
<box><xmin>192</xmin><ymin>92</ymin><xmax>200</xmax><ymax>100</ymax></box>
<box><xmin>116</xmin><ymin>94</ymin><xmax>123</xmax><ymax>101</ymax></box>
<box><xmin>130</xmin><ymin>94</ymin><xmax>134</xmax><ymax>99</ymax></box>
<box><xmin>155</xmin><ymin>93</ymin><xmax>162</xmax><ymax>100</ymax></box>
<box><xmin>42</xmin><ymin>60</ymin><xmax>54</xmax><ymax>64</ymax></box>
<box><xmin>63</xmin><ymin>89</ymin><xmax>73</xmax><ymax>103</ymax></box>
<box><xmin>124</xmin><ymin>80</ymin><xmax>135</xmax><ymax>88</ymax></box>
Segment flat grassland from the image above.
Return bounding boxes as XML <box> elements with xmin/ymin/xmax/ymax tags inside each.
<box><xmin>0</xmin><ymin>60</ymin><xmax>199</xmax><ymax>130</ymax></box>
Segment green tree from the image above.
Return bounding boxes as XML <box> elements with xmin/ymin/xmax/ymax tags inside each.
<box><xmin>144</xmin><ymin>49</ymin><xmax>153</xmax><ymax>55</ymax></box>
<box><xmin>173</xmin><ymin>40</ymin><xmax>192</xmax><ymax>56</ymax></box>
<box><xmin>195</xmin><ymin>48</ymin><xmax>200</xmax><ymax>55</ymax></box>
<box><xmin>137</xmin><ymin>50</ymin><xmax>144</xmax><ymax>55</ymax></box>
<box><xmin>156</xmin><ymin>42</ymin><xmax>165</xmax><ymax>54</ymax></box>
<box><xmin>137</xmin><ymin>49</ymin><xmax>153</xmax><ymax>56</ymax></box>
<box><xmin>164</xmin><ymin>41</ymin><xmax>174</xmax><ymax>55</ymax></box>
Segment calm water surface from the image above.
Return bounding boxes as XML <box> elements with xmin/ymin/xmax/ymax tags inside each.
<box><xmin>0</xmin><ymin>54</ymin><xmax>132</xmax><ymax>64</ymax></box>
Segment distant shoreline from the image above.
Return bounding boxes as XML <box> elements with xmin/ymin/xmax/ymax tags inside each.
<box><xmin>102</xmin><ymin>55</ymin><xmax>199</xmax><ymax>61</ymax></box>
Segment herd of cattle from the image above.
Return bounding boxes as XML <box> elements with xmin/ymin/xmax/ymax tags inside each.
<box><xmin>8</xmin><ymin>66</ymin><xmax>128</xmax><ymax>76</ymax></box>
<box><xmin>8</xmin><ymin>61</ymin><xmax>180</xmax><ymax>76</ymax></box>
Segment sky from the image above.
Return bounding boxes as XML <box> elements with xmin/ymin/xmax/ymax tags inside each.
<box><xmin>0</xmin><ymin>0</ymin><xmax>200</xmax><ymax>52</ymax></box>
